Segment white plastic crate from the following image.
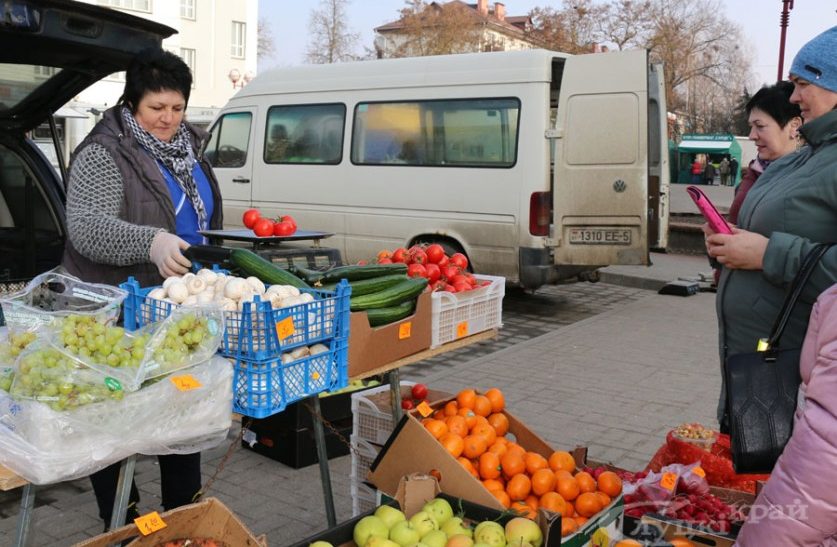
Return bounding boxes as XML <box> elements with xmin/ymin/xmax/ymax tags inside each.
<box><xmin>350</xmin><ymin>434</ymin><xmax>380</xmax><ymax>485</ymax></box>
<box><xmin>351</xmin><ymin>382</ymin><xmax>415</xmax><ymax>446</ymax></box>
<box><xmin>430</xmin><ymin>274</ymin><xmax>505</xmax><ymax>348</ymax></box>
<box><xmin>351</xmin><ymin>478</ymin><xmax>380</xmax><ymax>517</ymax></box>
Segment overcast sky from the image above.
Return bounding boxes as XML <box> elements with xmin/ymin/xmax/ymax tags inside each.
<box><xmin>259</xmin><ymin>0</ymin><xmax>835</xmax><ymax>88</ymax></box>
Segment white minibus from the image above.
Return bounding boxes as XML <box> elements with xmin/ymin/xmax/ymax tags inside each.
<box><xmin>206</xmin><ymin>49</ymin><xmax>669</xmax><ymax>290</ymax></box>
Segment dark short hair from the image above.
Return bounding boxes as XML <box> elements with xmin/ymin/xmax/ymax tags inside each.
<box><xmin>120</xmin><ymin>48</ymin><xmax>192</xmax><ymax>113</ymax></box>
<box><xmin>745</xmin><ymin>81</ymin><xmax>802</xmax><ymax>128</ymax></box>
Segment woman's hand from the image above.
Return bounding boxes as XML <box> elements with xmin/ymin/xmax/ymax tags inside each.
<box><xmin>706</xmin><ymin>227</ymin><xmax>768</xmax><ymax>270</ymax></box>
<box><xmin>150</xmin><ymin>231</ymin><xmax>192</xmax><ymax>278</ymax></box>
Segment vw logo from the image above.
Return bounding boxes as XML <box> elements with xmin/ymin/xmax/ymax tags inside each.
<box><xmin>613</xmin><ymin>179</ymin><xmax>627</xmax><ymax>193</ymax></box>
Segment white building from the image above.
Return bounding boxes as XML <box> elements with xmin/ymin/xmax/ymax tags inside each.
<box><xmin>57</xmin><ymin>0</ymin><xmax>258</xmax><ymax>160</ymax></box>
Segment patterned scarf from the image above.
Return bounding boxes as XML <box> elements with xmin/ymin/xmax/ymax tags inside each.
<box><xmin>121</xmin><ymin>106</ymin><xmax>208</xmax><ymax>229</ymax></box>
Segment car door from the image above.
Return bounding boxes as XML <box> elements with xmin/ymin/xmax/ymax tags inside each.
<box><xmin>205</xmin><ymin>109</ymin><xmax>256</xmax><ymax>213</ymax></box>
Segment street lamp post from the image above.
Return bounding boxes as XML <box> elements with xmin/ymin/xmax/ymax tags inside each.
<box><xmin>777</xmin><ymin>0</ymin><xmax>794</xmax><ymax>81</ymax></box>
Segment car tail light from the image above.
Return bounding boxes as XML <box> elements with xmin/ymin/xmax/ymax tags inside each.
<box><xmin>529</xmin><ymin>191</ymin><xmax>551</xmax><ymax>236</ymax></box>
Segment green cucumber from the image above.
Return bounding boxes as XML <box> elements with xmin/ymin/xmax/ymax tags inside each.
<box><xmin>350</xmin><ymin>277</ymin><xmax>428</xmax><ymax>311</ymax></box>
<box><xmin>293</xmin><ymin>263</ymin><xmax>409</xmax><ymax>285</ymax></box>
<box><xmin>320</xmin><ymin>274</ymin><xmax>408</xmax><ymax>296</ymax></box>
<box><xmin>365</xmin><ymin>300</ymin><xmax>416</xmax><ymax>327</ymax></box>
<box><xmin>229</xmin><ymin>248</ymin><xmax>311</xmax><ymax>289</ymax></box>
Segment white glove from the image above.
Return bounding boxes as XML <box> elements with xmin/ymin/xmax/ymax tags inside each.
<box><xmin>150</xmin><ymin>231</ymin><xmax>192</xmax><ymax>278</ymax></box>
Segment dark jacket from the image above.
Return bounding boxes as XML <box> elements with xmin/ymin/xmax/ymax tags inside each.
<box><xmin>726</xmin><ymin>160</ymin><xmax>763</xmax><ymax>225</ymax></box>
<box><xmin>62</xmin><ymin>106</ymin><xmax>223</xmax><ymax>287</ymax></box>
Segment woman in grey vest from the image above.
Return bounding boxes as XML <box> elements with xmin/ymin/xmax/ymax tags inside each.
<box><xmin>62</xmin><ymin>48</ymin><xmax>223</xmax><ymax>528</ymax></box>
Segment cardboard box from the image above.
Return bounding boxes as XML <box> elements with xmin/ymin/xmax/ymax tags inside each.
<box><xmin>367</xmin><ymin>404</ymin><xmax>623</xmax><ymax>547</ymax></box>
<box><xmin>76</xmin><ymin>497</ymin><xmax>266</xmax><ymax>547</ymax></box>
<box><xmin>348</xmin><ymin>291</ymin><xmax>432</xmax><ymax>378</ymax></box>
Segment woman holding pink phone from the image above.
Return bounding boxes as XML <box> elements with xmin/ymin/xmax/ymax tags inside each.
<box><xmin>706</xmin><ymin>26</ymin><xmax>837</xmax><ymax>433</ymax></box>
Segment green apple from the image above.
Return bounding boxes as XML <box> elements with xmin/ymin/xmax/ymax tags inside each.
<box><xmin>422</xmin><ymin>498</ymin><xmax>454</xmax><ymax>527</ymax></box>
<box><xmin>441</xmin><ymin>517</ymin><xmax>473</xmax><ymax>538</ymax></box>
<box><xmin>409</xmin><ymin>510</ymin><xmax>439</xmax><ymax>538</ymax></box>
<box><xmin>376</xmin><ymin>505</ymin><xmax>407</xmax><ymax>529</ymax></box>
<box><xmin>354</xmin><ymin>515</ymin><xmax>390</xmax><ymax>546</ymax></box>
<box><xmin>366</xmin><ymin>537</ymin><xmax>401</xmax><ymax>547</ymax></box>
<box><xmin>390</xmin><ymin>521</ymin><xmax>422</xmax><ymax>546</ymax></box>
<box><xmin>421</xmin><ymin>529</ymin><xmax>448</xmax><ymax>547</ymax></box>
<box><xmin>309</xmin><ymin>542</ymin><xmax>334</xmax><ymax>547</ymax></box>
<box><xmin>445</xmin><ymin>534</ymin><xmax>474</xmax><ymax>547</ymax></box>
<box><xmin>473</xmin><ymin>521</ymin><xmax>506</xmax><ymax>547</ymax></box>
<box><xmin>504</xmin><ymin>518</ymin><xmax>542</xmax><ymax>547</ymax></box>
<box><xmin>474</xmin><ymin>544</ymin><xmax>494</xmax><ymax>547</ymax></box>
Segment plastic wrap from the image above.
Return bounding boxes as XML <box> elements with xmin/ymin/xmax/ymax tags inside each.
<box><xmin>0</xmin><ymin>355</ymin><xmax>233</xmax><ymax>485</ymax></box>
<box><xmin>0</xmin><ymin>268</ymin><xmax>126</xmax><ymax>329</ymax></box>
<box><xmin>142</xmin><ymin>305</ymin><xmax>225</xmax><ymax>381</ymax></box>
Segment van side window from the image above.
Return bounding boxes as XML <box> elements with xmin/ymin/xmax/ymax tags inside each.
<box><xmin>205</xmin><ymin>112</ymin><xmax>252</xmax><ymax>168</ymax></box>
<box><xmin>351</xmin><ymin>98</ymin><xmax>520</xmax><ymax>168</ymax></box>
<box><xmin>264</xmin><ymin>104</ymin><xmax>346</xmax><ymax>164</ymax></box>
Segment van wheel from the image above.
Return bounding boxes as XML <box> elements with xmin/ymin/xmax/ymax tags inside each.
<box><xmin>415</xmin><ymin>239</ymin><xmax>472</xmax><ymax>273</ymax></box>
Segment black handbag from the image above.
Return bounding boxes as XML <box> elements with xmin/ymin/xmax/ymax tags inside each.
<box><xmin>725</xmin><ymin>243</ymin><xmax>832</xmax><ymax>474</ymax></box>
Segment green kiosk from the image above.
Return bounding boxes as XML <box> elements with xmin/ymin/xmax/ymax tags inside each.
<box><xmin>675</xmin><ymin>134</ymin><xmax>743</xmax><ymax>186</ymax></box>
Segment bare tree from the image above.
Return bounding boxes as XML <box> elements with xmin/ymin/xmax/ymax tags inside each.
<box><xmin>526</xmin><ymin>0</ymin><xmax>608</xmax><ymax>54</ymax></box>
<box><xmin>390</xmin><ymin>0</ymin><xmax>484</xmax><ymax>57</ymax></box>
<box><xmin>306</xmin><ymin>0</ymin><xmax>360</xmax><ymax>64</ymax></box>
<box><xmin>257</xmin><ymin>18</ymin><xmax>276</xmax><ymax>61</ymax></box>
<box><xmin>596</xmin><ymin>0</ymin><xmax>654</xmax><ymax>51</ymax></box>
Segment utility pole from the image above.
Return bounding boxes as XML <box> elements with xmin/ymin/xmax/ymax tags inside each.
<box><xmin>777</xmin><ymin>0</ymin><xmax>794</xmax><ymax>81</ymax></box>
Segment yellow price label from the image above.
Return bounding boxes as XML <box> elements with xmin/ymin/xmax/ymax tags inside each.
<box><xmin>134</xmin><ymin>511</ymin><xmax>167</xmax><ymax>535</ymax></box>
<box><xmin>276</xmin><ymin>316</ymin><xmax>296</xmax><ymax>340</ymax></box>
<box><xmin>693</xmin><ymin>466</ymin><xmax>706</xmax><ymax>478</ymax></box>
<box><xmin>456</xmin><ymin>321</ymin><xmax>469</xmax><ymax>338</ymax></box>
<box><xmin>170</xmin><ymin>375</ymin><xmax>201</xmax><ymax>391</ymax></box>
<box><xmin>398</xmin><ymin>321</ymin><xmax>412</xmax><ymax>340</ymax></box>
<box><xmin>660</xmin><ymin>471</ymin><xmax>677</xmax><ymax>492</ymax></box>
<box><xmin>757</xmin><ymin>338</ymin><xmax>769</xmax><ymax>352</ymax></box>
<box><xmin>416</xmin><ymin>401</ymin><xmax>433</xmax><ymax>418</ymax></box>
<box><xmin>591</xmin><ymin>527</ymin><xmax>612</xmax><ymax>547</ymax></box>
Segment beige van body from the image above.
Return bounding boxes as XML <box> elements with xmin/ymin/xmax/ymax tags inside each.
<box><xmin>206</xmin><ymin>49</ymin><xmax>669</xmax><ymax>290</ymax></box>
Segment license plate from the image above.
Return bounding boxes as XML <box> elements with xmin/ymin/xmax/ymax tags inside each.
<box><xmin>569</xmin><ymin>228</ymin><xmax>632</xmax><ymax>245</ymax></box>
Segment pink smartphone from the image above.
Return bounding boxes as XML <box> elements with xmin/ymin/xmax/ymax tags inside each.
<box><xmin>687</xmin><ymin>186</ymin><xmax>732</xmax><ymax>235</ymax></box>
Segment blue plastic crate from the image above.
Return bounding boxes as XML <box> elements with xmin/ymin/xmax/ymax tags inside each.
<box><xmin>232</xmin><ymin>334</ymin><xmax>349</xmax><ymax>418</ymax></box>
<box><xmin>120</xmin><ymin>277</ymin><xmax>351</xmax><ymax>361</ymax></box>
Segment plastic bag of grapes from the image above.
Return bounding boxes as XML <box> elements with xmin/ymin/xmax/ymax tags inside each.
<box><xmin>0</xmin><ymin>268</ymin><xmax>126</xmax><ymax>330</ymax></box>
<box><xmin>0</xmin><ymin>326</ymin><xmax>39</xmax><ymax>366</ymax></box>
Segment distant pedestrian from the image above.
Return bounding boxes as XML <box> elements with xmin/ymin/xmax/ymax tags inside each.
<box><xmin>703</xmin><ymin>160</ymin><xmax>716</xmax><ymax>185</ymax></box>
<box><xmin>718</xmin><ymin>157</ymin><xmax>731</xmax><ymax>186</ymax></box>
<box><xmin>691</xmin><ymin>158</ymin><xmax>702</xmax><ymax>184</ymax></box>
<box><xmin>729</xmin><ymin>157</ymin><xmax>739</xmax><ymax>186</ymax></box>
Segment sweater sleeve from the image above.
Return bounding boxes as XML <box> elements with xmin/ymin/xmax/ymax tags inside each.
<box><xmin>66</xmin><ymin>143</ymin><xmax>163</xmax><ymax>266</ymax></box>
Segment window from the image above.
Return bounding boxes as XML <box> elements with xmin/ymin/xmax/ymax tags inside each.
<box><xmin>351</xmin><ymin>98</ymin><xmax>520</xmax><ymax>167</ymax></box>
<box><xmin>264</xmin><ymin>104</ymin><xmax>346</xmax><ymax>164</ymax></box>
<box><xmin>205</xmin><ymin>112</ymin><xmax>252</xmax><ymax>168</ymax></box>
<box><xmin>33</xmin><ymin>66</ymin><xmax>56</xmax><ymax>78</ymax></box>
<box><xmin>98</xmin><ymin>0</ymin><xmax>151</xmax><ymax>12</ymax></box>
<box><xmin>180</xmin><ymin>48</ymin><xmax>196</xmax><ymax>85</ymax></box>
<box><xmin>231</xmin><ymin>21</ymin><xmax>246</xmax><ymax>58</ymax></box>
<box><xmin>180</xmin><ymin>0</ymin><xmax>195</xmax><ymax>19</ymax></box>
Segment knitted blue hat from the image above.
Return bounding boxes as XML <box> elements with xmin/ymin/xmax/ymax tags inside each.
<box><xmin>789</xmin><ymin>26</ymin><xmax>837</xmax><ymax>93</ymax></box>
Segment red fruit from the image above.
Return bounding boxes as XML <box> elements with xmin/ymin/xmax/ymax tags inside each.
<box><xmin>450</xmin><ymin>253</ymin><xmax>469</xmax><ymax>270</ymax></box>
<box><xmin>442</xmin><ymin>266</ymin><xmax>460</xmax><ymax>281</ymax></box>
<box><xmin>430</xmin><ymin>280</ymin><xmax>447</xmax><ymax>292</ymax></box>
<box><xmin>425</xmin><ymin>244</ymin><xmax>446</xmax><ymax>264</ymax></box>
<box><xmin>273</xmin><ymin>220</ymin><xmax>295</xmax><ymax>236</ymax></box>
<box><xmin>453</xmin><ymin>281</ymin><xmax>471</xmax><ymax>293</ymax></box>
<box><xmin>410</xmin><ymin>248</ymin><xmax>428</xmax><ymax>265</ymax></box>
<box><xmin>253</xmin><ymin>218</ymin><xmax>274</xmax><ymax>237</ymax></box>
<box><xmin>378</xmin><ymin>257</ymin><xmax>393</xmax><ymax>264</ymax></box>
<box><xmin>280</xmin><ymin>215</ymin><xmax>297</xmax><ymax>231</ymax></box>
<box><xmin>401</xmin><ymin>399</ymin><xmax>414</xmax><ymax>410</ymax></box>
<box><xmin>407</xmin><ymin>263</ymin><xmax>427</xmax><ymax>278</ymax></box>
<box><xmin>592</xmin><ymin>467</ymin><xmax>606</xmax><ymax>479</ymax></box>
<box><xmin>392</xmin><ymin>248</ymin><xmax>408</xmax><ymax>263</ymax></box>
<box><xmin>425</xmin><ymin>263</ymin><xmax>441</xmax><ymax>283</ymax></box>
<box><xmin>436</xmin><ymin>255</ymin><xmax>449</xmax><ymax>268</ymax></box>
<box><xmin>242</xmin><ymin>208</ymin><xmax>261</xmax><ymax>228</ymax></box>
<box><xmin>411</xmin><ymin>384</ymin><xmax>428</xmax><ymax>400</ymax></box>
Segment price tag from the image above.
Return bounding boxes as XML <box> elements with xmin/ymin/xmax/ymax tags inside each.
<box><xmin>456</xmin><ymin>321</ymin><xmax>469</xmax><ymax>339</ymax></box>
<box><xmin>170</xmin><ymin>375</ymin><xmax>201</xmax><ymax>391</ymax></box>
<box><xmin>416</xmin><ymin>401</ymin><xmax>433</xmax><ymax>417</ymax></box>
<box><xmin>757</xmin><ymin>338</ymin><xmax>769</xmax><ymax>352</ymax></box>
<box><xmin>398</xmin><ymin>321</ymin><xmax>412</xmax><ymax>340</ymax></box>
<box><xmin>276</xmin><ymin>316</ymin><xmax>296</xmax><ymax>340</ymax></box>
<box><xmin>660</xmin><ymin>471</ymin><xmax>677</xmax><ymax>492</ymax></box>
<box><xmin>693</xmin><ymin>466</ymin><xmax>706</xmax><ymax>478</ymax></box>
<box><xmin>134</xmin><ymin>511</ymin><xmax>167</xmax><ymax>535</ymax></box>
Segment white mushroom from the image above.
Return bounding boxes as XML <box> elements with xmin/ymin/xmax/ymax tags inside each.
<box><xmin>245</xmin><ymin>276</ymin><xmax>266</xmax><ymax>295</ymax></box>
<box><xmin>196</xmin><ymin>269</ymin><xmax>219</xmax><ymax>285</ymax></box>
<box><xmin>182</xmin><ymin>294</ymin><xmax>198</xmax><ymax>306</ymax></box>
<box><xmin>186</xmin><ymin>276</ymin><xmax>207</xmax><ymax>295</ymax></box>
<box><xmin>148</xmin><ymin>288</ymin><xmax>167</xmax><ymax>300</ymax></box>
<box><xmin>162</xmin><ymin>276</ymin><xmax>182</xmax><ymax>290</ymax></box>
<box><xmin>196</xmin><ymin>292</ymin><xmax>215</xmax><ymax>305</ymax></box>
<box><xmin>166</xmin><ymin>282</ymin><xmax>189</xmax><ymax>304</ymax></box>
<box><xmin>224</xmin><ymin>278</ymin><xmax>247</xmax><ymax>300</ymax></box>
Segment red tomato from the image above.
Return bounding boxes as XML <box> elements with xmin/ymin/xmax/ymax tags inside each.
<box><xmin>430</xmin><ymin>280</ymin><xmax>447</xmax><ymax>292</ymax></box>
<box><xmin>377</xmin><ymin>249</ymin><xmax>392</xmax><ymax>261</ymax></box>
<box><xmin>436</xmin><ymin>254</ymin><xmax>449</xmax><ymax>268</ymax></box>
<box><xmin>465</xmin><ymin>274</ymin><xmax>477</xmax><ymax>286</ymax></box>
<box><xmin>401</xmin><ymin>399</ymin><xmax>415</xmax><ymax>410</ymax></box>
<box><xmin>281</xmin><ymin>215</ymin><xmax>297</xmax><ymax>231</ymax></box>
<box><xmin>453</xmin><ymin>281</ymin><xmax>472</xmax><ymax>292</ymax></box>
<box><xmin>253</xmin><ymin>218</ymin><xmax>274</xmax><ymax>237</ymax></box>
<box><xmin>442</xmin><ymin>266</ymin><xmax>460</xmax><ymax>281</ymax></box>
<box><xmin>425</xmin><ymin>263</ymin><xmax>441</xmax><ymax>283</ymax></box>
<box><xmin>425</xmin><ymin>244</ymin><xmax>446</xmax><ymax>264</ymax></box>
<box><xmin>444</xmin><ymin>283</ymin><xmax>457</xmax><ymax>292</ymax></box>
<box><xmin>378</xmin><ymin>257</ymin><xmax>393</xmax><ymax>264</ymax></box>
<box><xmin>407</xmin><ymin>263</ymin><xmax>427</xmax><ymax>278</ymax></box>
<box><xmin>450</xmin><ymin>274</ymin><xmax>469</xmax><ymax>286</ymax></box>
<box><xmin>273</xmin><ymin>220</ymin><xmax>295</xmax><ymax>236</ymax></box>
<box><xmin>411</xmin><ymin>384</ymin><xmax>429</xmax><ymax>400</ymax></box>
<box><xmin>392</xmin><ymin>247</ymin><xmax>408</xmax><ymax>263</ymax></box>
<box><xmin>410</xmin><ymin>248</ymin><xmax>428</xmax><ymax>265</ymax></box>
<box><xmin>451</xmin><ymin>253</ymin><xmax>469</xmax><ymax>270</ymax></box>
<box><xmin>242</xmin><ymin>208</ymin><xmax>261</xmax><ymax>228</ymax></box>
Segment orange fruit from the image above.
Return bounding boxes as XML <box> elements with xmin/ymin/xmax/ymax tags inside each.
<box><xmin>524</xmin><ymin>495</ymin><xmax>539</xmax><ymax>511</ymax></box>
<box><xmin>444</xmin><ymin>400</ymin><xmax>459</xmax><ymax>417</ymax></box>
<box><xmin>548</xmin><ymin>451</ymin><xmax>576</xmax><ymax>473</ymax></box>
<box><xmin>510</xmin><ymin>500</ymin><xmax>537</xmax><ymax>519</ymax></box>
<box><xmin>574</xmin><ymin>516</ymin><xmax>588</xmax><ymax>526</ymax></box>
<box><xmin>439</xmin><ymin>432</ymin><xmax>464</xmax><ymax>458</ymax></box>
<box><xmin>473</xmin><ymin>395</ymin><xmax>492</xmax><ymax>417</ymax></box>
<box><xmin>488</xmin><ymin>440</ymin><xmax>508</xmax><ymax>457</ymax></box>
<box><xmin>445</xmin><ymin>415</ymin><xmax>469</xmax><ymax>437</ymax></box>
<box><xmin>554</xmin><ymin>469</ymin><xmax>573</xmax><ymax>481</ymax></box>
<box><xmin>456</xmin><ymin>389</ymin><xmax>477</xmax><ymax>410</ymax></box>
<box><xmin>500</xmin><ymin>450</ymin><xmax>525</xmax><ymax>478</ymax></box>
<box><xmin>505</xmin><ymin>442</ymin><xmax>526</xmax><ymax>457</ymax></box>
<box><xmin>424</xmin><ymin>419</ymin><xmax>448</xmax><ymax>439</ymax></box>
<box><xmin>458</xmin><ymin>456</ymin><xmax>479</xmax><ymax>478</ymax></box>
<box><xmin>484</xmin><ymin>388</ymin><xmax>505</xmax><ymax>413</ymax></box>
<box><xmin>531</xmin><ymin>468</ymin><xmax>556</xmax><ymax>496</ymax></box>
<box><xmin>462</xmin><ymin>434</ymin><xmax>488</xmax><ymax>459</ymax></box>
<box><xmin>487</xmin><ymin>413</ymin><xmax>510</xmax><ymax>437</ymax></box>
<box><xmin>669</xmin><ymin>539</ymin><xmax>696</xmax><ymax>547</ymax></box>
<box><xmin>574</xmin><ymin>471</ymin><xmax>597</xmax><ymax>494</ymax></box>
<box><xmin>506</xmin><ymin>473</ymin><xmax>532</xmax><ymax>501</ymax></box>
<box><xmin>524</xmin><ymin>452</ymin><xmax>549</xmax><ymax>475</ymax></box>
<box><xmin>478</xmin><ymin>452</ymin><xmax>501</xmax><ymax>480</ymax></box>
<box><xmin>457</xmin><ymin>407</ymin><xmax>478</xmax><ymax>429</ymax></box>
<box><xmin>574</xmin><ymin>492</ymin><xmax>603</xmax><ymax>518</ymax></box>
<box><xmin>471</xmin><ymin>422</ymin><xmax>497</xmax><ymax>446</ymax></box>
<box><xmin>595</xmin><ymin>491</ymin><xmax>612</xmax><ymax>507</ymax></box>
<box><xmin>596</xmin><ymin>471</ymin><xmax>623</xmax><ymax>497</ymax></box>
<box><xmin>482</xmin><ymin>478</ymin><xmax>505</xmax><ymax>491</ymax></box>
<box><xmin>556</xmin><ymin>476</ymin><xmax>580</xmax><ymax>501</ymax></box>
<box><xmin>614</xmin><ymin>541</ymin><xmax>643</xmax><ymax>547</ymax></box>
<box><xmin>538</xmin><ymin>492</ymin><xmax>567</xmax><ymax>515</ymax></box>
<box><xmin>560</xmin><ymin>517</ymin><xmax>578</xmax><ymax>537</ymax></box>
<box><xmin>490</xmin><ymin>488</ymin><xmax>511</xmax><ymax>508</ymax></box>
<box><xmin>432</xmin><ymin>409</ymin><xmax>445</xmax><ymax>420</ymax></box>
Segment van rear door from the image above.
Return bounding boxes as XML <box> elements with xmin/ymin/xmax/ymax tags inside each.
<box><xmin>551</xmin><ymin>49</ymin><xmax>654</xmax><ymax>267</ymax></box>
